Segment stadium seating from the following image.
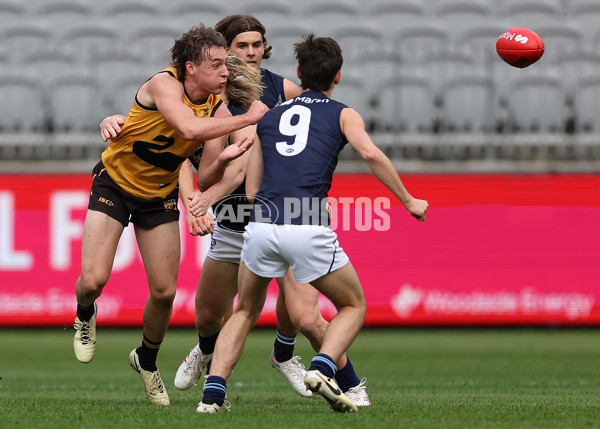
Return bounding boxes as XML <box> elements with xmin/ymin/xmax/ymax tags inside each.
<box><xmin>534</xmin><ymin>22</ymin><xmax>584</xmax><ymax>64</ymax></box>
<box><xmin>431</xmin><ymin>0</ymin><xmax>494</xmax><ymax>30</ymax></box>
<box><xmin>0</xmin><ymin>0</ymin><xmax>25</xmax><ymax>27</ymax></box>
<box><xmin>238</xmin><ymin>1</ymin><xmax>295</xmax><ymax>31</ymax></box>
<box><xmin>46</xmin><ymin>72</ymin><xmax>105</xmax><ymax>133</ymax></box>
<box><xmin>499</xmin><ymin>0</ymin><xmax>565</xmax><ymax>27</ymax></box>
<box><xmin>440</xmin><ymin>74</ymin><xmax>497</xmax><ymax>133</ymax></box>
<box><xmin>168</xmin><ymin>1</ymin><xmax>226</xmax><ymax>29</ymax></box>
<box><xmin>59</xmin><ymin>22</ymin><xmax>120</xmax><ymax>62</ymax></box>
<box><xmin>573</xmin><ymin>75</ymin><xmax>600</xmax><ymax>133</ymax></box>
<box><xmin>0</xmin><ymin>74</ymin><xmax>47</xmax><ymax>132</ymax></box>
<box><xmin>366</xmin><ymin>0</ymin><xmax>426</xmax><ymax>28</ymax></box>
<box><xmin>34</xmin><ymin>0</ymin><xmax>93</xmax><ymax>23</ymax></box>
<box><xmin>505</xmin><ymin>71</ymin><xmax>566</xmax><ymax>133</ymax></box>
<box><xmin>0</xmin><ymin>0</ymin><xmax>599</xmax><ymax>166</ymax></box>
<box><xmin>125</xmin><ymin>21</ymin><xmax>183</xmax><ymax>68</ymax></box>
<box><xmin>377</xmin><ymin>73</ymin><xmax>436</xmax><ymax>133</ymax></box>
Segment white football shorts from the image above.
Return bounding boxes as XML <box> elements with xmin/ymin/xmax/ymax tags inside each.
<box><xmin>241</xmin><ymin>222</ymin><xmax>349</xmax><ymax>284</ymax></box>
<box><xmin>207</xmin><ymin>223</ymin><xmax>244</xmax><ymax>264</ymax></box>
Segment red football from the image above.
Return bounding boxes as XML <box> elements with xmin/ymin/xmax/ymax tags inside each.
<box><xmin>496</xmin><ymin>27</ymin><xmax>544</xmax><ymax>68</ymax></box>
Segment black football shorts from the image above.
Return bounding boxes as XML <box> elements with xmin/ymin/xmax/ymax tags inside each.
<box><xmin>87</xmin><ymin>161</ymin><xmax>180</xmax><ymax>228</ymax></box>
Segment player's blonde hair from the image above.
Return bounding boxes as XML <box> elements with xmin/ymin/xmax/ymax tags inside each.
<box><xmin>225</xmin><ymin>52</ymin><xmax>263</xmax><ymax>111</ymax></box>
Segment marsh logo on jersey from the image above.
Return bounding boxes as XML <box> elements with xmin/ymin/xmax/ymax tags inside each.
<box><xmin>163</xmin><ymin>198</ymin><xmax>178</xmax><ymax>211</ymax></box>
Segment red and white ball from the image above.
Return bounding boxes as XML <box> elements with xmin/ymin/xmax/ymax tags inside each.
<box><xmin>496</xmin><ymin>27</ymin><xmax>544</xmax><ymax>68</ymax></box>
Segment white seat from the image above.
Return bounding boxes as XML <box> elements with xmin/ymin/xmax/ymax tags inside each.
<box><xmin>59</xmin><ymin>22</ymin><xmax>120</xmax><ymax>62</ymax></box>
<box><xmin>366</xmin><ymin>0</ymin><xmax>426</xmax><ymax>29</ymax></box>
<box><xmin>34</xmin><ymin>0</ymin><xmax>93</xmax><ymax>27</ymax></box>
<box><xmin>431</xmin><ymin>0</ymin><xmax>494</xmax><ymax>31</ymax></box>
<box><xmin>441</xmin><ymin>75</ymin><xmax>496</xmax><ymax>133</ymax></box>
<box><xmin>99</xmin><ymin>0</ymin><xmax>163</xmax><ymax>27</ymax></box>
<box><xmin>378</xmin><ymin>73</ymin><xmax>435</xmax><ymax>132</ymax></box>
<box><xmin>300</xmin><ymin>0</ymin><xmax>359</xmax><ymax>33</ymax></box>
<box><xmin>168</xmin><ymin>1</ymin><xmax>226</xmax><ymax>29</ymax></box>
<box><xmin>94</xmin><ymin>47</ymin><xmax>149</xmax><ymax>110</ymax></box>
<box><xmin>47</xmin><ymin>72</ymin><xmax>104</xmax><ymax>132</ymax></box>
<box><xmin>556</xmin><ymin>48</ymin><xmax>600</xmax><ymax>94</ymax></box>
<box><xmin>238</xmin><ymin>1</ymin><xmax>295</xmax><ymax>30</ymax></box>
<box><xmin>0</xmin><ymin>0</ymin><xmax>25</xmax><ymax>27</ymax></box>
<box><xmin>393</xmin><ymin>21</ymin><xmax>450</xmax><ymax>64</ymax></box>
<box><xmin>499</xmin><ymin>0</ymin><xmax>565</xmax><ymax>27</ymax></box>
<box><xmin>330</xmin><ymin>21</ymin><xmax>384</xmax><ymax>63</ymax></box>
<box><xmin>570</xmin><ymin>0</ymin><xmax>600</xmax><ymax>43</ymax></box>
<box><xmin>333</xmin><ymin>72</ymin><xmax>371</xmax><ymax>126</ymax></box>
<box><xmin>535</xmin><ymin>22</ymin><xmax>584</xmax><ymax>64</ymax></box>
<box><xmin>573</xmin><ymin>75</ymin><xmax>600</xmax><ymax>132</ymax></box>
<box><xmin>0</xmin><ymin>74</ymin><xmax>46</xmax><ymax>132</ymax></box>
<box><xmin>110</xmin><ymin>72</ymin><xmax>153</xmax><ymax>116</ymax></box>
<box><xmin>266</xmin><ymin>23</ymin><xmax>317</xmax><ymax>73</ymax></box>
<box><xmin>126</xmin><ymin>21</ymin><xmax>184</xmax><ymax>68</ymax></box>
<box><xmin>0</xmin><ymin>20</ymin><xmax>54</xmax><ymax>61</ymax></box>
<box><xmin>506</xmin><ymin>72</ymin><xmax>566</xmax><ymax>132</ymax></box>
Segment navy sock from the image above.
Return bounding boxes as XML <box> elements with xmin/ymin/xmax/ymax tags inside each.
<box><xmin>76</xmin><ymin>303</ymin><xmax>95</xmax><ymax>322</ymax></box>
<box><xmin>198</xmin><ymin>331</ymin><xmax>219</xmax><ymax>355</ymax></box>
<box><xmin>309</xmin><ymin>353</ymin><xmax>337</xmax><ymax>379</ymax></box>
<box><xmin>273</xmin><ymin>331</ymin><xmax>296</xmax><ymax>362</ymax></box>
<box><xmin>335</xmin><ymin>358</ymin><xmax>361</xmax><ymax>392</ymax></box>
<box><xmin>136</xmin><ymin>335</ymin><xmax>161</xmax><ymax>372</ymax></box>
<box><xmin>202</xmin><ymin>375</ymin><xmax>227</xmax><ymax>406</ymax></box>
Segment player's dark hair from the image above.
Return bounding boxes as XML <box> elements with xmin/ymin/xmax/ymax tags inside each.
<box><xmin>294</xmin><ymin>34</ymin><xmax>343</xmax><ymax>91</ymax></box>
<box><xmin>215</xmin><ymin>14</ymin><xmax>272</xmax><ymax>60</ymax></box>
<box><xmin>170</xmin><ymin>25</ymin><xmax>227</xmax><ymax>83</ymax></box>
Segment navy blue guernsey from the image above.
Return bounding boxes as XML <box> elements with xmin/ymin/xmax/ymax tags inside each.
<box><xmin>260</xmin><ymin>69</ymin><xmax>285</xmax><ymax>108</ymax></box>
<box><xmin>186</xmin><ymin>70</ymin><xmax>287</xmax><ymax>232</ymax></box>
<box><xmin>252</xmin><ymin>91</ymin><xmax>348</xmax><ymax>226</ymax></box>
<box><xmin>186</xmin><ymin>104</ymin><xmax>249</xmax><ymax>233</ymax></box>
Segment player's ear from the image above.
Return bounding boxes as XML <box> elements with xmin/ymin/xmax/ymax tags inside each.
<box><xmin>333</xmin><ymin>70</ymin><xmax>342</xmax><ymax>84</ymax></box>
<box><xmin>296</xmin><ymin>65</ymin><xmax>301</xmax><ymax>80</ymax></box>
<box><xmin>186</xmin><ymin>61</ymin><xmax>196</xmax><ymax>76</ymax></box>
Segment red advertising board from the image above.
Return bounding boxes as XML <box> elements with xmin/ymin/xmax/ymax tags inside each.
<box><xmin>0</xmin><ymin>173</ymin><xmax>599</xmax><ymax>327</ymax></box>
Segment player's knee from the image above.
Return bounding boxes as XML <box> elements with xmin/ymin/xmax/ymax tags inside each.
<box><xmin>78</xmin><ymin>272</ymin><xmax>108</xmax><ymax>296</ymax></box>
<box><xmin>195</xmin><ymin>311</ymin><xmax>223</xmax><ymax>330</ymax></box>
<box><xmin>150</xmin><ymin>284</ymin><xmax>176</xmax><ymax>306</ymax></box>
<box><xmin>293</xmin><ymin>313</ymin><xmax>321</xmax><ymax>337</ymax></box>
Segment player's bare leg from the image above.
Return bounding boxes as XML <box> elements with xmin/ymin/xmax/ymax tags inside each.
<box><xmin>128</xmin><ymin>221</ymin><xmax>179</xmax><ymax>405</ymax></box>
<box><xmin>175</xmin><ymin>258</ymin><xmax>238</xmax><ymax>390</ymax></box>
<box><xmin>197</xmin><ymin>261</ymin><xmax>271</xmax><ymax>412</ymax></box>
<box><xmin>269</xmin><ymin>271</ymin><xmax>317</xmax><ymax>397</ymax></box>
<box><xmin>303</xmin><ymin>261</ymin><xmax>366</xmax><ymax>412</ymax></box>
<box><xmin>74</xmin><ymin>210</ymin><xmax>123</xmax><ymax>363</ymax></box>
<box><xmin>309</xmin><ymin>262</ymin><xmax>366</xmax><ymax>361</ymax></box>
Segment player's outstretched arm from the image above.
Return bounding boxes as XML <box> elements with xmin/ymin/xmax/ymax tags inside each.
<box><xmin>341</xmin><ymin>108</ymin><xmax>428</xmax><ymax>222</ymax></box>
<box><xmin>144</xmin><ymin>72</ymin><xmax>268</xmax><ymax>142</ymax></box>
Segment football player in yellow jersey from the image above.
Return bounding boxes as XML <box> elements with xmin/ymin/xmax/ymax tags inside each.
<box><xmin>72</xmin><ymin>25</ymin><xmax>268</xmax><ymax>406</ymax></box>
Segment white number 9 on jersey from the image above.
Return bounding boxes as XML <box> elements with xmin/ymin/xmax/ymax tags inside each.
<box><xmin>276</xmin><ymin>105</ymin><xmax>311</xmax><ymax>156</ymax></box>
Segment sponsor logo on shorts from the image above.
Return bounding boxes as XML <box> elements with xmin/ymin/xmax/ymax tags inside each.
<box><xmin>210</xmin><ymin>237</ymin><xmax>216</xmax><ymax>250</ymax></box>
<box><xmin>98</xmin><ymin>197</ymin><xmax>114</xmax><ymax>206</ymax></box>
<box><xmin>163</xmin><ymin>198</ymin><xmax>178</xmax><ymax>211</ymax></box>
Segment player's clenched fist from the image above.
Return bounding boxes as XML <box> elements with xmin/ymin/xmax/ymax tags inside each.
<box><xmin>245</xmin><ymin>100</ymin><xmax>269</xmax><ymax>124</ymax></box>
<box><xmin>404</xmin><ymin>197</ymin><xmax>429</xmax><ymax>222</ymax></box>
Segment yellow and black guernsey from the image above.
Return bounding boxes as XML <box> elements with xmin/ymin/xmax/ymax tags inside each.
<box><xmin>101</xmin><ymin>68</ymin><xmax>222</xmax><ymax>199</ymax></box>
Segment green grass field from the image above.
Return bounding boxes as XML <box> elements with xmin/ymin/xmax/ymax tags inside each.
<box><xmin>1</xmin><ymin>328</ymin><xmax>599</xmax><ymax>429</ymax></box>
